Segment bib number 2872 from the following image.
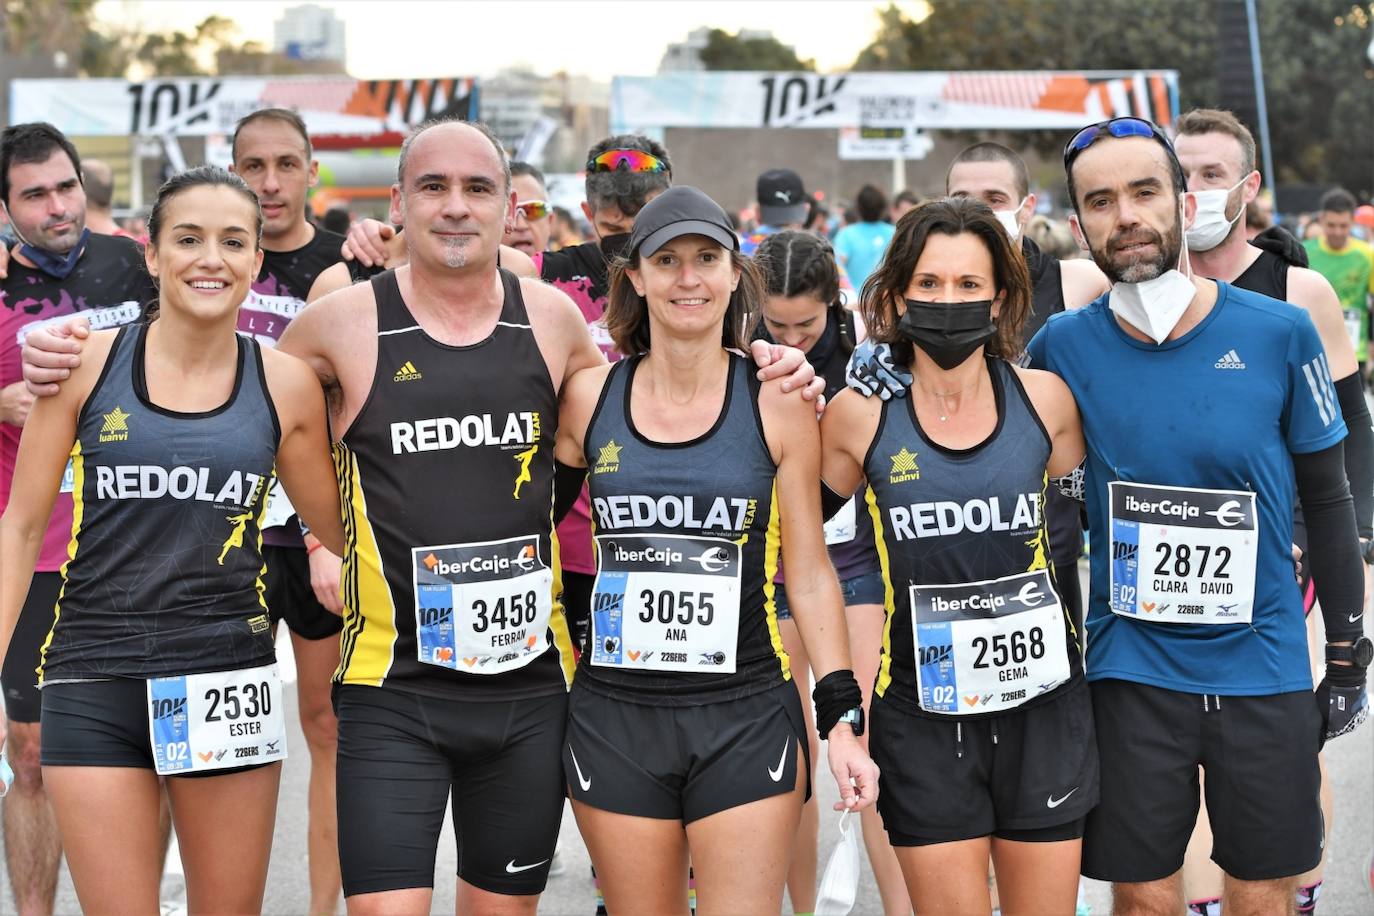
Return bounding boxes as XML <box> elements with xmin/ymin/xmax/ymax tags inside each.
<box><xmin>1109</xmin><ymin>481</ymin><xmax>1257</xmax><ymax>625</ymax></box>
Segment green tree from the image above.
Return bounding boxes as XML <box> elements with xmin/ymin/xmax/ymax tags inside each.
<box><xmin>853</xmin><ymin>0</ymin><xmax>1374</xmax><ymax>198</ymax></box>
<box><xmin>699</xmin><ymin>28</ymin><xmax>816</xmax><ymax>71</ymax></box>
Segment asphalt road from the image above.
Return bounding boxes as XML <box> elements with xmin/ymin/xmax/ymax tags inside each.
<box><xmin>4</xmin><ymin>567</ymin><xmax>1373</xmax><ymax>915</ymax></box>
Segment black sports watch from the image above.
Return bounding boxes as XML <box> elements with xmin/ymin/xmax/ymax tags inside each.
<box><xmin>835</xmin><ymin>706</ymin><xmax>865</xmax><ymax>738</ymax></box>
<box><xmin>1327</xmin><ymin>636</ymin><xmax>1374</xmax><ymax>668</ymax></box>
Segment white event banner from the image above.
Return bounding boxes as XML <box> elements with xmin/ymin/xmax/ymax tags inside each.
<box><xmin>611</xmin><ymin>70</ymin><xmax>1178</xmax><ymax>134</ymax></box>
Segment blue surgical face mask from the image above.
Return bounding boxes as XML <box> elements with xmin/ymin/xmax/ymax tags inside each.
<box><xmin>3</xmin><ymin>201</ymin><xmax>89</xmax><ymax>279</ymax></box>
<box><xmin>18</xmin><ymin>228</ymin><xmax>90</xmax><ymax>280</ymax></box>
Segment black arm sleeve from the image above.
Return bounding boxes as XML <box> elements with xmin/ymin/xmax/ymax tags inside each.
<box><xmin>821</xmin><ymin>481</ymin><xmax>852</xmax><ymax>522</ymax></box>
<box><xmin>554</xmin><ymin>460</ymin><xmax>588</xmax><ymax>527</ymax></box>
<box><xmin>1294</xmin><ymin>444</ymin><xmax>1366</xmax><ymax>643</ymax></box>
<box><xmin>1335</xmin><ymin>372</ymin><xmax>1374</xmax><ymax>540</ymax></box>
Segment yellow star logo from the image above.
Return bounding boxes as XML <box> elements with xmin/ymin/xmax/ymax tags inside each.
<box><xmin>594</xmin><ymin>439</ymin><xmax>622</xmax><ymax>474</ymax></box>
<box><xmin>889</xmin><ymin>447</ymin><xmax>920</xmax><ymax>483</ymax></box>
<box><xmin>99</xmin><ymin>406</ymin><xmax>131</xmax><ymax>442</ymax></box>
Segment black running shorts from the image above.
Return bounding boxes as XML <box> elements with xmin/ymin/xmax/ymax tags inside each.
<box><xmin>41</xmin><ymin>678</ymin><xmax>266</xmax><ymax>777</ymax></box>
<box><xmin>264</xmin><ymin>544</ymin><xmax>343</xmax><ymax>640</ymax></box>
<box><xmin>334</xmin><ymin>685</ymin><xmax>568</xmax><ymax>897</ymax></box>
<box><xmin>1082</xmin><ymin>679</ymin><xmax>1323</xmax><ymax>883</ymax></box>
<box><xmin>564</xmin><ymin>679</ymin><xmax>810</xmax><ymax>823</ymax></box>
<box><xmin>870</xmin><ymin>676</ymin><xmax>1098</xmax><ymax>846</ymax></box>
<box><xmin>2</xmin><ymin>572</ymin><xmax>62</xmax><ymax>722</ymax></box>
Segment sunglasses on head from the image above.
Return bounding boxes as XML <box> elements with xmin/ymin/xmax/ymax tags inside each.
<box><xmin>1063</xmin><ymin>117</ymin><xmax>1183</xmax><ymax>179</ymax></box>
<box><xmin>585</xmin><ymin>149</ymin><xmax>669</xmax><ymax>174</ymax></box>
<box><xmin>515</xmin><ymin>199</ymin><xmax>552</xmax><ymax>221</ymax></box>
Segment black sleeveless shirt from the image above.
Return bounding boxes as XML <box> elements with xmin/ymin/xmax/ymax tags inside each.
<box><xmin>333</xmin><ymin>268</ymin><xmax>574</xmax><ymax>700</ymax></box>
<box><xmin>864</xmin><ymin>358</ymin><xmax>1082</xmax><ymax>718</ymax></box>
<box><xmin>40</xmin><ymin>323</ymin><xmax>279</xmax><ymax>682</ymax></box>
<box><xmin>1233</xmin><ymin>249</ymin><xmax>1289</xmax><ymax>302</ymax></box>
<box><xmin>579</xmin><ymin>354</ymin><xmax>790</xmax><ymax>705</ymax></box>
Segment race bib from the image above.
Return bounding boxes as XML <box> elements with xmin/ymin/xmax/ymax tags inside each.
<box><xmin>591</xmin><ymin>533</ymin><xmax>741</xmax><ymax>673</ymax></box>
<box><xmin>147</xmin><ymin>663</ymin><xmax>286</xmax><ymax>775</ymax></box>
<box><xmin>1109</xmin><ymin>481</ymin><xmax>1257</xmax><ymax>624</ymax></box>
<box><xmin>824</xmin><ymin>496</ymin><xmax>857</xmax><ymax>546</ymax></box>
<box><xmin>912</xmin><ymin>570</ymin><xmax>1070</xmax><ymax>715</ymax></box>
<box><xmin>59</xmin><ymin>458</ymin><xmax>75</xmax><ymax>494</ymax></box>
<box><xmin>260</xmin><ymin>479</ymin><xmax>295</xmax><ymax>530</ymax></box>
<box><xmin>412</xmin><ymin>535</ymin><xmax>553</xmax><ymax>674</ymax></box>
<box><xmin>1344</xmin><ymin>308</ymin><xmax>1363</xmax><ymax>352</ymax></box>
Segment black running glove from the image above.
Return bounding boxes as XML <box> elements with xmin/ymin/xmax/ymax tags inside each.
<box><xmin>1316</xmin><ymin>661</ymin><xmax>1368</xmax><ymax>745</ymax></box>
<box><xmin>846</xmin><ymin>340</ymin><xmax>910</xmax><ymax>401</ymax></box>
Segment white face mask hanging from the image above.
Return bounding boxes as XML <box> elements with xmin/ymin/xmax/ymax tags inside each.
<box><xmin>1185</xmin><ymin>175</ymin><xmax>1250</xmax><ymax>252</ymax></box>
<box><xmin>994</xmin><ymin>198</ymin><xmax>1028</xmax><ymax>241</ymax></box>
<box><xmin>814</xmin><ymin>809</ymin><xmax>860</xmax><ymax>916</ymax></box>
<box><xmin>1108</xmin><ymin>202</ymin><xmax>1197</xmax><ymax>344</ymax></box>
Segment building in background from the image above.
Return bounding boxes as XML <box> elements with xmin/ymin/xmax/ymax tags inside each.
<box><xmin>659</xmin><ymin>27</ymin><xmax>789</xmax><ymax>72</ymax></box>
<box><xmin>479</xmin><ymin>66</ymin><xmax>608</xmax><ymax>172</ymax></box>
<box><xmin>273</xmin><ymin>4</ymin><xmax>346</xmax><ymax>63</ymax></box>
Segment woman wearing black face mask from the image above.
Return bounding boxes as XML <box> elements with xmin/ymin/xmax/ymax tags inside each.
<box><xmin>820</xmin><ymin>196</ymin><xmax>1096</xmax><ymax>915</ymax></box>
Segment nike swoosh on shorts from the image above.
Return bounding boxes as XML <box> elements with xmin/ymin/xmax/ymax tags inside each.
<box><xmin>767</xmin><ymin>739</ymin><xmax>790</xmax><ymax>782</ymax></box>
<box><xmin>569</xmin><ymin>744</ymin><xmax>591</xmax><ymax>791</ymax></box>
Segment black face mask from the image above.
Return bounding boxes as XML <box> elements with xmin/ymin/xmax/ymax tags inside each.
<box><xmin>898</xmin><ymin>299</ymin><xmax>996</xmax><ymax>371</ymax></box>
<box><xmin>598</xmin><ymin>232</ymin><xmax>632</xmax><ymax>263</ymax></box>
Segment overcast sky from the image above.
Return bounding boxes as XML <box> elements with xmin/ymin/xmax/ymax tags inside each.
<box><xmin>93</xmin><ymin>0</ymin><xmax>915</xmax><ymax>80</ymax></box>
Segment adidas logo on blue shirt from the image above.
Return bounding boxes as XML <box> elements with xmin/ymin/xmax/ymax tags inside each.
<box><xmin>1214</xmin><ymin>349</ymin><xmax>1246</xmax><ymax>369</ymax></box>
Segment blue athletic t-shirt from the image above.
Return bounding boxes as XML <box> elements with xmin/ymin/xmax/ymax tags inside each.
<box><xmin>833</xmin><ymin>221</ymin><xmax>896</xmax><ymax>288</ymax></box>
<box><xmin>1026</xmin><ymin>281</ymin><xmax>1346</xmax><ymax>695</ymax></box>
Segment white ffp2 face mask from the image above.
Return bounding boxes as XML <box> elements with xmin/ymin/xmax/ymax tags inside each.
<box><xmin>1108</xmin><ymin>269</ymin><xmax>1196</xmax><ymax>343</ymax></box>
<box><xmin>1185</xmin><ymin>176</ymin><xmax>1249</xmax><ymax>252</ymax></box>
<box><xmin>815</xmin><ymin>809</ymin><xmax>860</xmax><ymax>916</ymax></box>
<box><xmin>994</xmin><ymin>197</ymin><xmax>1028</xmax><ymax>241</ymax></box>
<box><xmin>1109</xmin><ymin>202</ymin><xmax>1196</xmax><ymax>344</ymax></box>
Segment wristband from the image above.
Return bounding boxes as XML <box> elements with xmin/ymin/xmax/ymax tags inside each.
<box><xmin>813</xmin><ymin>669</ymin><xmax>863</xmax><ymax>740</ymax></box>
<box><xmin>305</xmin><ymin>541</ymin><xmax>326</xmax><ymax>556</ymax></box>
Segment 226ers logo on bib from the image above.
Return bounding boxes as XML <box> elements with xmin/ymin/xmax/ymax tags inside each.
<box><xmin>911</xmin><ymin>570</ymin><xmax>1070</xmax><ymax>715</ymax></box>
<box><xmin>591</xmin><ymin>533</ymin><xmax>741</xmax><ymax>673</ymax></box>
<box><xmin>412</xmin><ymin>535</ymin><xmax>553</xmax><ymax>674</ymax></box>
<box><xmin>1109</xmin><ymin>482</ymin><xmax>1257</xmax><ymax>625</ymax></box>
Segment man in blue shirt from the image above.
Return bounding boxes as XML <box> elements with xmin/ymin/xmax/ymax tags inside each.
<box><xmin>1027</xmin><ymin>118</ymin><xmax>1370</xmax><ymax>915</ymax></box>
<box><xmin>832</xmin><ymin>184</ymin><xmax>894</xmax><ymax>288</ymax></box>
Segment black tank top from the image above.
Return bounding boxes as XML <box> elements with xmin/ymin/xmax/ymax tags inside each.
<box><xmin>40</xmin><ymin>323</ymin><xmax>279</xmax><ymax>682</ymax></box>
<box><xmin>334</xmin><ymin>268</ymin><xmax>574</xmax><ymax>700</ymax></box>
<box><xmin>579</xmin><ymin>354</ymin><xmax>789</xmax><ymax>705</ymax></box>
<box><xmin>864</xmin><ymin>358</ymin><xmax>1082</xmax><ymax>718</ymax></box>
<box><xmin>1233</xmin><ymin>249</ymin><xmax>1289</xmax><ymax>302</ymax></box>
<box><xmin>1022</xmin><ymin>235</ymin><xmax>1065</xmax><ymax>343</ymax></box>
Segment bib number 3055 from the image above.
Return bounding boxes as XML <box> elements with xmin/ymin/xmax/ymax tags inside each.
<box><xmin>591</xmin><ymin>533</ymin><xmax>741</xmax><ymax>673</ymax></box>
<box><xmin>147</xmin><ymin>663</ymin><xmax>286</xmax><ymax>775</ymax></box>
